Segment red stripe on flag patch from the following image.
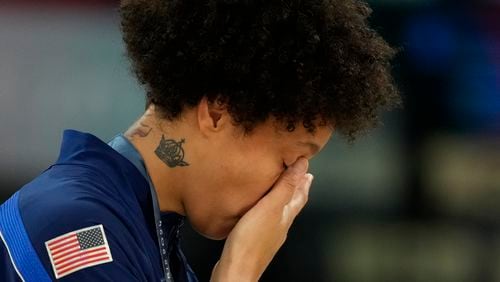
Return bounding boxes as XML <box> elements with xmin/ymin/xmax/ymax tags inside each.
<box><xmin>45</xmin><ymin>224</ymin><xmax>113</xmax><ymax>279</ymax></box>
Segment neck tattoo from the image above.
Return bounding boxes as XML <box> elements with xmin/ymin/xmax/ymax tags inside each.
<box><xmin>155</xmin><ymin>135</ymin><xmax>190</xmax><ymax>168</ymax></box>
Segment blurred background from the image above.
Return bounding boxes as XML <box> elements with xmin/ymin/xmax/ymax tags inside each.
<box><xmin>0</xmin><ymin>0</ymin><xmax>499</xmax><ymax>281</ymax></box>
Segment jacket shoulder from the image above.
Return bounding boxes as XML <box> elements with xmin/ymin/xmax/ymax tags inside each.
<box><xmin>12</xmin><ymin>165</ymin><xmax>161</xmax><ymax>281</ymax></box>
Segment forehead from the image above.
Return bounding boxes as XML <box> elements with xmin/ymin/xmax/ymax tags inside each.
<box><xmin>243</xmin><ymin>118</ymin><xmax>333</xmax><ymax>148</ymax></box>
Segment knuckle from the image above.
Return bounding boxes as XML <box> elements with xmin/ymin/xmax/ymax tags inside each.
<box><xmin>302</xmin><ymin>193</ymin><xmax>309</xmax><ymax>204</ymax></box>
<box><xmin>294</xmin><ymin>193</ymin><xmax>308</xmax><ymax>211</ymax></box>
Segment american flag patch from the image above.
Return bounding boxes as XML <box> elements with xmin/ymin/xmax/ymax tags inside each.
<box><xmin>45</xmin><ymin>224</ymin><xmax>113</xmax><ymax>279</ymax></box>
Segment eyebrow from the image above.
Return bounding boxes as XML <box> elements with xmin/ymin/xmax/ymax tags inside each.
<box><xmin>297</xmin><ymin>141</ymin><xmax>321</xmax><ymax>156</ymax></box>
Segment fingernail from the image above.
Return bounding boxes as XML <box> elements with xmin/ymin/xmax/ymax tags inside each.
<box><xmin>293</xmin><ymin>158</ymin><xmax>308</xmax><ymax>173</ymax></box>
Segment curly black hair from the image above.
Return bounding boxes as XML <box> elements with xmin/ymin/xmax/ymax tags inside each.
<box><xmin>120</xmin><ymin>0</ymin><xmax>400</xmax><ymax>141</ymax></box>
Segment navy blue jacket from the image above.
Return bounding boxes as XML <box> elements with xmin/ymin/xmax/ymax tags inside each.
<box><xmin>0</xmin><ymin>130</ymin><xmax>197</xmax><ymax>281</ymax></box>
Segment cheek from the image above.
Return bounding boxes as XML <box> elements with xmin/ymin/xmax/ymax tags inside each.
<box><xmin>190</xmin><ymin>151</ymin><xmax>280</xmax><ymax>211</ymax></box>
<box><xmin>184</xmin><ymin>135</ymin><xmax>284</xmax><ymax>239</ymax></box>
<box><xmin>222</xmin><ymin>159</ymin><xmax>281</xmax><ymax>214</ymax></box>
<box><xmin>216</xmin><ymin>136</ymin><xmax>282</xmax><ymax>200</ymax></box>
<box><xmin>184</xmin><ymin>156</ymin><xmax>281</xmax><ymax>239</ymax></box>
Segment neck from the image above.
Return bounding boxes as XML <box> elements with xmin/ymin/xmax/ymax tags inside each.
<box><xmin>124</xmin><ymin>106</ymin><xmax>189</xmax><ymax>215</ymax></box>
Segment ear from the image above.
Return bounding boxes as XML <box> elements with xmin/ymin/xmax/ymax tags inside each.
<box><xmin>197</xmin><ymin>96</ymin><xmax>229</xmax><ymax>136</ymax></box>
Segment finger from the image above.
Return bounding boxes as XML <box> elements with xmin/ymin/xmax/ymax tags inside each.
<box><xmin>283</xmin><ymin>173</ymin><xmax>313</xmax><ymax>224</ymax></box>
<box><xmin>260</xmin><ymin>158</ymin><xmax>309</xmax><ymax>208</ymax></box>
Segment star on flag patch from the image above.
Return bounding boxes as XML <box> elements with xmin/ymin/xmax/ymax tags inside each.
<box><xmin>45</xmin><ymin>224</ymin><xmax>113</xmax><ymax>279</ymax></box>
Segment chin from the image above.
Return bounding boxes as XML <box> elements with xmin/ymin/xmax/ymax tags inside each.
<box><xmin>199</xmin><ymin>230</ymin><xmax>230</xmax><ymax>241</ymax></box>
<box><xmin>190</xmin><ymin>217</ymin><xmax>238</xmax><ymax>241</ymax></box>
